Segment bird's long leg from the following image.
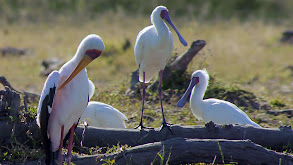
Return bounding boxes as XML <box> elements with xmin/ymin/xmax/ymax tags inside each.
<box><xmin>135</xmin><ymin>72</ymin><xmax>146</xmax><ymax>129</ymax></box>
<box><xmin>67</xmin><ymin>124</ymin><xmax>76</xmax><ymax>164</ymax></box>
<box><xmin>158</xmin><ymin>70</ymin><xmax>172</xmax><ymax>132</ymax></box>
<box><xmin>135</xmin><ymin>72</ymin><xmax>153</xmax><ymax>129</ymax></box>
<box><xmin>58</xmin><ymin>125</ymin><xmax>64</xmax><ymax>165</ymax></box>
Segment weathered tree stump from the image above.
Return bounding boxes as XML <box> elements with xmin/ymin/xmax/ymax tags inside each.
<box><xmin>0</xmin><ymin>86</ymin><xmax>20</xmax><ymax>118</ymax></box>
<box><xmin>281</xmin><ymin>30</ymin><xmax>293</xmax><ymax>44</ymax></box>
<box><xmin>0</xmin><ymin>76</ymin><xmax>40</xmax><ymax>110</ymax></box>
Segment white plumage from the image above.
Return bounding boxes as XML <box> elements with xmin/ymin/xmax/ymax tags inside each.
<box><xmin>80</xmin><ymin>101</ymin><xmax>128</xmax><ymax>128</ymax></box>
<box><xmin>134</xmin><ymin>6</ymin><xmax>187</xmax><ymax>129</ymax></box>
<box><xmin>177</xmin><ymin>69</ymin><xmax>261</xmax><ymax>128</ymax></box>
<box><xmin>80</xmin><ymin>81</ymin><xmax>128</xmax><ymax>128</ymax></box>
<box><xmin>36</xmin><ymin>34</ymin><xmax>105</xmax><ymax>165</ymax></box>
<box><xmin>134</xmin><ymin>6</ymin><xmax>187</xmax><ymax>83</ymax></box>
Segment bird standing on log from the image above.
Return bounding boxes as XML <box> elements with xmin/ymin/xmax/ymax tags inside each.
<box><xmin>177</xmin><ymin>69</ymin><xmax>261</xmax><ymax>128</ymax></box>
<box><xmin>36</xmin><ymin>34</ymin><xmax>105</xmax><ymax>165</ymax></box>
<box><xmin>134</xmin><ymin>6</ymin><xmax>188</xmax><ymax>130</ymax></box>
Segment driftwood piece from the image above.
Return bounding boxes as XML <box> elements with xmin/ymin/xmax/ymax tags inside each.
<box><xmin>0</xmin><ymin>76</ymin><xmax>18</xmax><ymax>92</ymax></box>
<box><xmin>9</xmin><ymin>138</ymin><xmax>293</xmax><ymax>165</ymax></box>
<box><xmin>75</xmin><ymin>122</ymin><xmax>292</xmax><ymax>151</ymax></box>
<box><xmin>0</xmin><ymin>86</ymin><xmax>21</xmax><ymax>118</ymax></box>
<box><xmin>1</xmin><ymin>121</ymin><xmax>292</xmax><ymax>152</ymax></box>
<box><xmin>170</xmin><ymin>40</ymin><xmax>206</xmax><ymax>72</ymax></box>
<box><xmin>281</xmin><ymin>30</ymin><xmax>293</xmax><ymax>44</ymax></box>
<box><xmin>128</xmin><ymin>40</ymin><xmax>206</xmax><ymax>90</ymax></box>
<box><xmin>0</xmin><ymin>46</ymin><xmax>29</xmax><ymax>56</ymax></box>
<box><xmin>0</xmin><ymin>76</ymin><xmax>40</xmax><ymax>110</ymax></box>
<box><xmin>72</xmin><ymin>138</ymin><xmax>293</xmax><ymax>165</ymax></box>
<box><xmin>1</xmin><ymin>121</ymin><xmax>293</xmax><ymax>164</ymax></box>
<box><xmin>267</xmin><ymin>109</ymin><xmax>293</xmax><ymax>117</ymax></box>
<box><xmin>0</xmin><ymin>121</ymin><xmax>292</xmax><ymax>152</ymax></box>
<box><xmin>161</xmin><ymin>40</ymin><xmax>206</xmax><ymax>82</ymax></box>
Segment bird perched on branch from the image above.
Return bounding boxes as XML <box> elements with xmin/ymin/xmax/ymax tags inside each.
<box><xmin>134</xmin><ymin>6</ymin><xmax>187</xmax><ymax>130</ymax></box>
<box><xmin>177</xmin><ymin>69</ymin><xmax>261</xmax><ymax>128</ymax></box>
<box><xmin>36</xmin><ymin>34</ymin><xmax>105</xmax><ymax>165</ymax></box>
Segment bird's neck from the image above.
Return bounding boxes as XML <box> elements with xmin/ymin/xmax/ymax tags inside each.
<box><xmin>190</xmin><ymin>82</ymin><xmax>208</xmax><ymax>104</ymax></box>
<box><xmin>72</xmin><ymin>51</ymin><xmax>83</xmax><ymax>64</ymax></box>
<box><xmin>153</xmin><ymin>18</ymin><xmax>169</xmax><ymax>39</ymax></box>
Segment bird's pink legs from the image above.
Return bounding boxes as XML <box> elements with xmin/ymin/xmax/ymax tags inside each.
<box><xmin>67</xmin><ymin>124</ymin><xmax>76</xmax><ymax>164</ymax></box>
<box><xmin>135</xmin><ymin>72</ymin><xmax>153</xmax><ymax>129</ymax></box>
<box><xmin>58</xmin><ymin>125</ymin><xmax>64</xmax><ymax>165</ymax></box>
<box><xmin>158</xmin><ymin>70</ymin><xmax>172</xmax><ymax>131</ymax></box>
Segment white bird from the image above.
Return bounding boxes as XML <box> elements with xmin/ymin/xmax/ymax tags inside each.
<box><xmin>80</xmin><ymin>101</ymin><xmax>128</xmax><ymax>128</ymax></box>
<box><xmin>134</xmin><ymin>6</ymin><xmax>187</xmax><ymax>129</ymax></box>
<box><xmin>177</xmin><ymin>69</ymin><xmax>261</xmax><ymax>128</ymax></box>
<box><xmin>36</xmin><ymin>34</ymin><xmax>105</xmax><ymax>165</ymax></box>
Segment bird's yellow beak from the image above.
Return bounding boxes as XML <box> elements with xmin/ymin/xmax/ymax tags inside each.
<box><xmin>58</xmin><ymin>50</ymin><xmax>102</xmax><ymax>90</ymax></box>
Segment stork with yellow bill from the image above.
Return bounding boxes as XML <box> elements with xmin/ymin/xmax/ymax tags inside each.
<box><xmin>36</xmin><ymin>34</ymin><xmax>105</xmax><ymax>165</ymax></box>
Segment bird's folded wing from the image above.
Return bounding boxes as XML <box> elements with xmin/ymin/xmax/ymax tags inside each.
<box><xmin>36</xmin><ymin>71</ymin><xmax>60</xmax><ymax>127</ymax></box>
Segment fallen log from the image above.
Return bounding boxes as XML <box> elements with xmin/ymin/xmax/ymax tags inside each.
<box><xmin>0</xmin><ymin>121</ymin><xmax>292</xmax><ymax>153</ymax></box>
<box><xmin>76</xmin><ymin>138</ymin><xmax>293</xmax><ymax>165</ymax></box>
<box><xmin>8</xmin><ymin>138</ymin><xmax>293</xmax><ymax>165</ymax></box>
<box><xmin>76</xmin><ymin>122</ymin><xmax>292</xmax><ymax>151</ymax></box>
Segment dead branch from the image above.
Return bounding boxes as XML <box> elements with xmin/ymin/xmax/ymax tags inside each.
<box><xmin>89</xmin><ymin>138</ymin><xmax>293</xmax><ymax>165</ymax></box>
<box><xmin>170</xmin><ymin>40</ymin><xmax>206</xmax><ymax>72</ymax></box>
<box><xmin>0</xmin><ymin>121</ymin><xmax>292</xmax><ymax>152</ymax></box>
<box><xmin>128</xmin><ymin>40</ymin><xmax>206</xmax><ymax>91</ymax></box>
<box><xmin>0</xmin><ymin>76</ymin><xmax>40</xmax><ymax>110</ymax></box>
<box><xmin>0</xmin><ymin>86</ymin><xmax>20</xmax><ymax>118</ymax></box>
<box><xmin>267</xmin><ymin>109</ymin><xmax>293</xmax><ymax>117</ymax></box>
<box><xmin>75</xmin><ymin>122</ymin><xmax>292</xmax><ymax>151</ymax></box>
<box><xmin>0</xmin><ymin>76</ymin><xmax>18</xmax><ymax>92</ymax></box>
<box><xmin>9</xmin><ymin>138</ymin><xmax>293</xmax><ymax>165</ymax></box>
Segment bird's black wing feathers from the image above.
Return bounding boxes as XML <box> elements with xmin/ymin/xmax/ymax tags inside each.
<box><xmin>39</xmin><ymin>85</ymin><xmax>57</xmax><ymax>165</ymax></box>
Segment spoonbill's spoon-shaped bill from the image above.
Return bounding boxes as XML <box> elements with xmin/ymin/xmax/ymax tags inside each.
<box><xmin>177</xmin><ymin>69</ymin><xmax>261</xmax><ymax>128</ymax></box>
<box><xmin>160</xmin><ymin>9</ymin><xmax>188</xmax><ymax>46</ymax></box>
<box><xmin>36</xmin><ymin>34</ymin><xmax>105</xmax><ymax>165</ymax></box>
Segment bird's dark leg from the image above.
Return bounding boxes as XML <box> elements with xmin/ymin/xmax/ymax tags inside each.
<box><xmin>58</xmin><ymin>125</ymin><xmax>64</xmax><ymax>165</ymax></box>
<box><xmin>158</xmin><ymin>70</ymin><xmax>172</xmax><ymax>132</ymax></box>
<box><xmin>134</xmin><ymin>72</ymin><xmax>153</xmax><ymax>129</ymax></box>
<box><xmin>67</xmin><ymin>124</ymin><xmax>75</xmax><ymax>165</ymax></box>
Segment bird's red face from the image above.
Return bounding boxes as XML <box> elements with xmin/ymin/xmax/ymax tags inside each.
<box><xmin>58</xmin><ymin>49</ymin><xmax>102</xmax><ymax>90</ymax></box>
<box><xmin>85</xmin><ymin>49</ymin><xmax>102</xmax><ymax>60</ymax></box>
<box><xmin>159</xmin><ymin>9</ymin><xmax>188</xmax><ymax>47</ymax></box>
<box><xmin>195</xmin><ymin>77</ymin><xmax>199</xmax><ymax>85</ymax></box>
<box><xmin>160</xmin><ymin>10</ymin><xmax>168</xmax><ymax>20</ymax></box>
